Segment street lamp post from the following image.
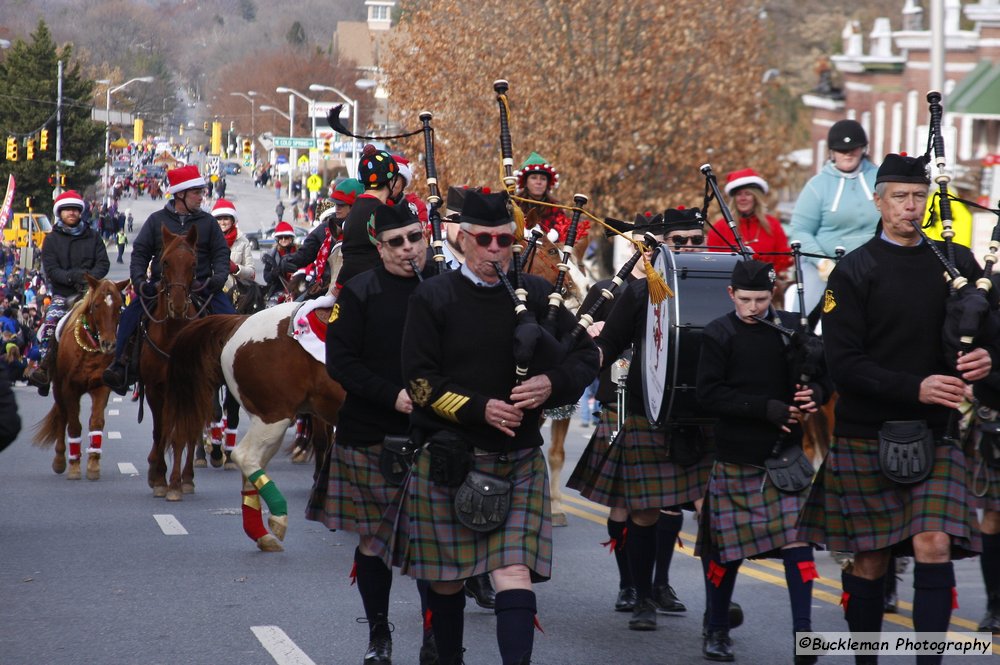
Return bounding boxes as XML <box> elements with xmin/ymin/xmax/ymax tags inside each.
<box><xmin>230</xmin><ymin>90</ymin><xmax>258</xmax><ymax>163</ymax></box>
<box><xmin>104</xmin><ymin>76</ymin><xmax>154</xmax><ymax>201</ymax></box>
<box><xmin>309</xmin><ymin>83</ymin><xmax>359</xmax><ymax>177</ymax></box>
<box><xmin>275</xmin><ymin>87</ymin><xmax>318</xmax><ymax>199</ymax></box>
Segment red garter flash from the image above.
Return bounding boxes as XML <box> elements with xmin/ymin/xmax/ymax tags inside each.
<box><xmin>840</xmin><ymin>592</ymin><xmax>850</xmax><ymax>613</ymax></box>
<box><xmin>707</xmin><ymin>560</ymin><xmax>726</xmax><ymax>588</ymax></box>
<box><xmin>798</xmin><ymin>561</ymin><xmax>820</xmax><ymax>583</ymax></box>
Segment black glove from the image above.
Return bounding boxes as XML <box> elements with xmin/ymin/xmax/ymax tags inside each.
<box><xmin>139</xmin><ymin>281</ymin><xmax>158</xmax><ymax>298</ymax></box>
<box><xmin>765</xmin><ymin>400</ymin><xmax>791</xmax><ymax>428</ymax></box>
<box><xmin>67</xmin><ymin>269</ymin><xmax>84</xmax><ymax>285</ymax></box>
<box><xmin>262</xmin><ymin>253</ymin><xmax>276</xmax><ymax>269</ymax></box>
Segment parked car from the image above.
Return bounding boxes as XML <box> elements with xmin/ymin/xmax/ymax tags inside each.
<box><xmin>245</xmin><ymin>224</ymin><xmax>309</xmax><ymax>250</ymax></box>
<box><xmin>222</xmin><ymin>162</ymin><xmax>242</xmax><ymax>175</ymax></box>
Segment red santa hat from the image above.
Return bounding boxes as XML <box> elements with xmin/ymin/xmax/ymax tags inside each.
<box><xmin>394</xmin><ymin>155</ymin><xmax>413</xmax><ymax>187</ymax></box>
<box><xmin>166</xmin><ymin>164</ymin><xmax>207</xmax><ymax>194</ymax></box>
<box><xmin>53</xmin><ymin>190</ymin><xmax>85</xmax><ymax>217</ymax></box>
<box><xmin>273</xmin><ymin>221</ymin><xmax>296</xmax><ymax>237</ymax></box>
<box><xmin>211</xmin><ymin>198</ymin><xmax>238</xmax><ymax>222</ymax></box>
<box><xmin>724</xmin><ymin>168</ymin><xmax>769</xmax><ymax>196</ymax></box>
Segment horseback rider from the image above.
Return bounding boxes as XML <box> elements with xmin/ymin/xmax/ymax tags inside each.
<box><xmin>212</xmin><ymin>198</ymin><xmax>256</xmax><ymax>293</ymax></box>
<box><xmin>26</xmin><ymin>190</ymin><xmax>111</xmax><ymax>396</ymax></box>
<box><xmin>514</xmin><ymin>151</ymin><xmax>589</xmax><ymax>245</ymax></box>
<box><xmin>262</xmin><ymin>221</ymin><xmax>298</xmax><ymax>299</ymax></box>
<box><xmin>102</xmin><ymin>165</ymin><xmax>234</xmax><ymax>395</ymax></box>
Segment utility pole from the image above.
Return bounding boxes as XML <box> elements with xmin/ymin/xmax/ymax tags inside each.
<box><xmin>55</xmin><ymin>59</ymin><xmax>63</xmax><ymax>198</ymax></box>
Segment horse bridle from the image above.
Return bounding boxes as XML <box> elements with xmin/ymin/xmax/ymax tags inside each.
<box><xmin>140</xmin><ymin>242</ymin><xmax>211</xmax><ymax>323</ymax></box>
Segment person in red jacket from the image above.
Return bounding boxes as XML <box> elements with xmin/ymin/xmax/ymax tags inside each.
<box><xmin>708</xmin><ymin>168</ymin><xmax>792</xmax><ymax>277</ymax></box>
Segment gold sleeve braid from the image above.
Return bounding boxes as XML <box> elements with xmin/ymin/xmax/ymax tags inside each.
<box><xmin>430</xmin><ymin>391</ymin><xmax>471</xmax><ymax>423</ymax></box>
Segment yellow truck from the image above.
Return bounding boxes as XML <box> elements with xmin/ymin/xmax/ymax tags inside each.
<box><xmin>3</xmin><ymin>213</ymin><xmax>52</xmax><ymax>249</ymax></box>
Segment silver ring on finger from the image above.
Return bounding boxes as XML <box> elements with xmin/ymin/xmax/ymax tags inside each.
<box><xmin>501</xmin><ymin>419</ymin><xmax>507</xmax><ymax>427</ymax></box>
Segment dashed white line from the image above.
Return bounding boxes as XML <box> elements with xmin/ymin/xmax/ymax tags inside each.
<box><xmin>153</xmin><ymin>514</ymin><xmax>188</xmax><ymax>535</ymax></box>
<box><xmin>118</xmin><ymin>462</ymin><xmax>138</xmax><ymax>475</ymax></box>
<box><xmin>251</xmin><ymin>626</ymin><xmax>317</xmax><ymax>665</ymax></box>
<box><xmin>108</xmin><ymin>409</ymin><xmax>119</xmax><ymax>416</ymax></box>
<box><xmin>107</xmin><ymin>432</ymin><xmax>121</xmax><ymax>439</ymax></box>
<box><xmin>112</xmin><ymin>397</ymin><xmax>123</xmax><ymax>403</ymax></box>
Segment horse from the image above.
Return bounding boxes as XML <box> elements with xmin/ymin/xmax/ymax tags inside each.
<box><xmin>33</xmin><ymin>276</ymin><xmax>130</xmax><ymax>480</ymax></box>
<box><xmin>164</xmin><ymin>301</ymin><xmax>346</xmax><ymax>551</ymax></box>
<box><xmin>143</xmin><ymin>225</ymin><xmax>203</xmax><ymax>501</ymax></box>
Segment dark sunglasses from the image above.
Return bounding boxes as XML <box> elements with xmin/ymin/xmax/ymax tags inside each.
<box><xmin>472</xmin><ymin>232</ymin><xmax>516</xmax><ymax>248</ymax></box>
<box><xmin>667</xmin><ymin>235</ymin><xmax>704</xmax><ymax>246</ymax></box>
<box><xmin>383</xmin><ymin>230</ymin><xmax>425</xmax><ymax>248</ymax></box>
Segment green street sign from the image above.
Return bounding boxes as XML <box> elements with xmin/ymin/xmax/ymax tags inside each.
<box><xmin>272</xmin><ymin>137</ymin><xmax>317</xmax><ymax>149</ymax></box>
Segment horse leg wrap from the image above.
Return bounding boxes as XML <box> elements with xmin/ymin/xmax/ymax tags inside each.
<box><xmin>87</xmin><ymin>432</ymin><xmax>103</xmax><ymax>453</ymax></box>
<box><xmin>241</xmin><ymin>490</ymin><xmax>269</xmax><ymax>541</ymax></box>
<box><xmin>67</xmin><ymin>437</ymin><xmax>82</xmax><ymax>460</ymax></box>
<box><xmin>210</xmin><ymin>422</ymin><xmax>224</xmax><ymax>444</ymax></box>
<box><xmin>249</xmin><ymin>469</ymin><xmax>288</xmax><ymax>516</ymax></box>
<box><xmin>224</xmin><ymin>429</ymin><xmax>238</xmax><ymax>452</ymax></box>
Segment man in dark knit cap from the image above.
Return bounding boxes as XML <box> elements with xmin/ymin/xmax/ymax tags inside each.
<box><xmin>697</xmin><ymin>259</ymin><xmax>831</xmax><ymax>663</ymax></box>
<box><xmin>798</xmin><ymin>152</ymin><xmax>992</xmax><ymax>665</ymax></box>
<box><xmin>370</xmin><ymin>190</ymin><xmax>598</xmax><ymax>665</ymax></box>
<box><xmin>309</xmin><ymin>202</ymin><xmax>435</xmax><ymax>665</ymax></box>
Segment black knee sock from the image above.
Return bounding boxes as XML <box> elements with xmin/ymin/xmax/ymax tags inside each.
<box><xmin>354</xmin><ymin>548</ymin><xmax>392</xmax><ymax>625</ymax></box>
<box><xmin>416</xmin><ymin>579</ymin><xmax>433</xmax><ymax>640</ymax></box>
<box><xmin>607</xmin><ymin>518</ymin><xmax>632</xmax><ymax>589</ymax></box>
<box><xmin>495</xmin><ymin>589</ymin><xmax>536</xmax><ymax>665</ymax></box>
<box><xmin>912</xmin><ymin>562</ymin><xmax>955</xmax><ymax>647</ymax></box>
<box><xmin>653</xmin><ymin>511</ymin><xmax>683</xmax><ymax>588</ymax></box>
<box><xmin>428</xmin><ymin>588</ymin><xmax>465</xmax><ymax>665</ymax></box>
<box><xmin>841</xmin><ymin>572</ymin><xmax>884</xmax><ymax>665</ymax></box>
<box><xmin>702</xmin><ymin>554</ymin><xmax>742</xmax><ymax>631</ymax></box>
<box><xmin>981</xmin><ymin>533</ymin><xmax>1000</xmax><ymax>607</ymax></box>
<box><xmin>627</xmin><ymin>522</ymin><xmax>657</xmax><ymax>600</ymax></box>
<box><xmin>782</xmin><ymin>546</ymin><xmax>816</xmax><ymax>633</ymax></box>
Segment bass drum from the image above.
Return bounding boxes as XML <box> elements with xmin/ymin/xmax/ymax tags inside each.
<box><xmin>642</xmin><ymin>250</ymin><xmax>740</xmax><ymax>426</ymax></box>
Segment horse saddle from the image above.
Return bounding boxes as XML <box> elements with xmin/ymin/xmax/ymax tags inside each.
<box><xmin>286</xmin><ymin>295</ymin><xmax>336</xmax><ymax>364</ymax></box>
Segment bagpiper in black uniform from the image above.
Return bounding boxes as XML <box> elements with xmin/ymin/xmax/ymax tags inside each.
<box><xmin>307</xmin><ymin>202</ymin><xmax>434</xmax><ymax>665</ymax></box>
<box><xmin>696</xmin><ymin>259</ymin><xmax>831</xmax><ymax>663</ymax></box>
<box><xmin>370</xmin><ymin>190</ymin><xmax>598</xmax><ymax>665</ymax></box>
<box><xmin>798</xmin><ymin>153</ymin><xmax>989</xmax><ymax>665</ymax></box>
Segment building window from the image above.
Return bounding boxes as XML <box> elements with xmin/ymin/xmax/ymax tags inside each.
<box><xmin>370</xmin><ymin>5</ymin><xmax>389</xmax><ymax>21</ymax></box>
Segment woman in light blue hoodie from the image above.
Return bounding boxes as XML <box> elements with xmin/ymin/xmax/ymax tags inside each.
<box><xmin>789</xmin><ymin>119</ymin><xmax>879</xmax><ymax>315</ymax></box>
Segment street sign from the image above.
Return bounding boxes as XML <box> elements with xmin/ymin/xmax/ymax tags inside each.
<box><xmin>307</xmin><ymin>174</ymin><xmax>323</xmax><ymax>193</ymax></box>
<box><xmin>272</xmin><ymin>136</ymin><xmax>317</xmax><ymax>149</ymax></box>
<box><xmin>297</xmin><ymin>155</ymin><xmax>309</xmax><ymax>168</ymax></box>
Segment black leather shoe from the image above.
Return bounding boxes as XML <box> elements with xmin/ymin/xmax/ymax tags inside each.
<box><xmin>978</xmin><ymin>606</ymin><xmax>1000</xmax><ymax>634</ymax></box>
<box><xmin>26</xmin><ymin>367</ymin><xmax>49</xmax><ymax>387</ymax></box>
<box><xmin>419</xmin><ymin>634</ymin><xmax>439</xmax><ymax>665</ymax></box>
<box><xmin>628</xmin><ymin>598</ymin><xmax>657</xmax><ymax>631</ymax></box>
<box><xmin>614</xmin><ymin>586</ymin><xmax>638</xmax><ymax>612</ymax></box>
<box><xmin>102</xmin><ymin>363</ymin><xmax>129</xmax><ymax>396</ymax></box>
<box><xmin>363</xmin><ymin>622</ymin><xmax>392</xmax><ymax>665</ymax></box>
<box><xmin>464</xmin><ymin>573</ymin><xmax>496</xmax><ymax>609</ymax></box>
<box><xmin>651</xmin><ymin>584</ymin><xmax>686</xmax><ymax>613</ymax></box>
<box><xmin>702</xmin><ymin>603</ymin><xmax>744</xmax><ymax>638</ymax></box>
<box><xmin>703</xmin><ymin>628</ymin><xmax>734</xmax><ymax>661</ymax></box>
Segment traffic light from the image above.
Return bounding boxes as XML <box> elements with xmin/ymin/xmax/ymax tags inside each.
<box><xmin>322</xmin><ymin>139</ymin><xmax>331</xmax><ymax>158</ymax></box>
<box><xmin>5</xmin><ymin>137</ymin><xmax>17</xmax><ymax>161</ymax></box>
<box><xmin>39</xmin><ymin>129</ymin><xmax>49</xmax><ymax>151</ymax></box>
<box><xmin>25</xmin><ymin>197</ymin><xmax>32</xmax><ymax>210</ymax></box>
<box><xmin>47</xmin><ymin>174</ymin><xmax>55</xmax><ymax>186</ymax></box>
<box><xmin>26</xmin><ymin>139</ymin><xmax>34</xmax><ymax>160</ymax></box>
<box><xmin>242</xmin><ymin>139</ymin><xmax>251</xmax><ymax>156</ymax></box>
<box><xmin>60</xmin><ymin>174</ymin><xmax>66</xmax><ymax>188</ymax></box>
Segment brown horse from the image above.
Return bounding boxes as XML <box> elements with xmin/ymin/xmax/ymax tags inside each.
<box><xmin>33</xmin><ymin>276</ymin><xmax>130</xmax><ymax>480</ymax></box>
<box><xmin>144</xmin><ymin>225</ymin><xmax>202</xmax><ymax>501</ymax></box>
<box><xmin>164</xmin><ymin>301</ymin><xmax>346</xmax><ymax>551</ymax></box>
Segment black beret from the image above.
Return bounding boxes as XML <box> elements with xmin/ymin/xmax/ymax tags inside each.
<box><xmin>372</xmin><ymin>202</ymin><xmax>420</xmax><ymax>237</ymax></box>
<box><xmin>875</xmin><ymin>153</ymin><xmax>930</xmax><ymax>186</ymax></box>
<box><xmin>458</xmin><ymin>190</ymin><xmax>512</xmax><ymax>228</ymax></box>
<box><xmin>731</xmin><ymin>259</ymin><xmax>776</xmax><ymax>291</ymax></box>
<box><xmin>662</xmin><ymin>207</ymin><xmax>705</xmax><ymax>232</ymax></box>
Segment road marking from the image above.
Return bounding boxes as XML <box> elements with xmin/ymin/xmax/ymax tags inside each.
<box><xmin>117</xmin><ymin>462</ymin><xmax>138</xmax><ymax>475</ymax></box>
<box><xmin>251</xmin><ymin>626</ymin><xmax>317</xmax><ymax>665</ymax></box>
<box><xmin>565</xmin><ymin>490</ymin><xmax>997</xmax><ymax>641</ymax></box>
<box><xmin>107</xmin><ymin>432</ymin><xmax>121</xmax><ymax>439</ymax></box>
<box><xmin>108</xmin><ymin>409</ymin><xmax>119</xmax><ymax>416</ymax></box>
<box><xmin>112</xmin><ymin>397</ymin><xmax>122</xmax><ymax>403</ymax></box>
<box><xmin>153</xmin><ymin>514</ymin><xmax>188</xmax><ymax>535</ymax></box>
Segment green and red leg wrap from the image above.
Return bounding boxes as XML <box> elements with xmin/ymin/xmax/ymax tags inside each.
<box><xmin>248</xmin><ymin>469</ymin><xmax>288</xmax><ymax>517</ymax></box>
<box><xmin>241</xmin><ymin>490</ymin><xmax>269</xmax><ymax>541</ymax></box>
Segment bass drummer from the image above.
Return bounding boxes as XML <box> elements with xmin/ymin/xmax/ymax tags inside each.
<box><xmin>569</xmin><ymin>207</ymin><xmax>730</xmax><ymax>632</ymax></box>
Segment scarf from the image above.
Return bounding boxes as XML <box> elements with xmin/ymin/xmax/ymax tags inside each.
<box><xmin>303</xmin><ymin>227</ymin><xmax>333</xmax><ymax>282</ymax></box>
<box><xmin>223</xmin><ymin>225</ymin><xmax>238</xmax><ymax>248</ymax></box>
<box><xmin>56</xmin><ymin>221</ymin><xmax>86</xmax><ymax>237</ymax></box>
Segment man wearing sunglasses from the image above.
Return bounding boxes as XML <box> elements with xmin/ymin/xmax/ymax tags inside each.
<box><xmin>377</xmin><ymin>190</ymin><xmax>598</xmax><ymax>665</ymax></box>
<box><xmin>316</xmin><ymin>202</ymin><xmax>434</xmax><ymax>665</ymax></box>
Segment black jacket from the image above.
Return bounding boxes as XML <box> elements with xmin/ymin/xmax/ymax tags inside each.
<box><xmin>41</xmin><ymin>225</ymin><xmax>110</xmax><ymax>297</ymax></box>
<box><xmin>0</xmin><ymin>359</ymin><xmax>21</xmax><ymax>453</ymax></box>
<box><xmin>130</xmin><ymin>202</ymin><xmax>230</xmax><ymax>294</ymax></box>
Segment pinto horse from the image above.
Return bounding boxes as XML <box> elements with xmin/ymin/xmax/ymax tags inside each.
<box><xmin>164</xmin><ymin>301</ymin><xmax>346</xmax><ymax>551</ymax></box>
<box><xmin>143</xmin><ymin>225</ymin><xmax>204</xmax><ymax>501</ymax></box>
<box><xmin>33</xmin><ymin>276</ymin><xmax>130</xmax><ymax>480</ymax></box>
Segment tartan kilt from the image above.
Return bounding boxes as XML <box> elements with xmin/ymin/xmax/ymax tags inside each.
<box><xmin>304</xmin><ymin>443</ymin><xmax>400</xmax><ymax>537</ymax></box>
<box><xmin>798</xmin><ymin>437</ymin><xmax>981</xmax><ymax>558</ymax></box>
<box><xmin>566</xmin><ymin>411</ymin><xmax>711</xmax><ymax>511</ymax></box>
<box><xmin>368</xmin><ymin>445</ymin><xmax>553</xmax><ymax>583</ymax></box>
<box><xmin>695</xmin><ymin>461</ymin><xmax>814</xmax><ymax>564</ymax></box>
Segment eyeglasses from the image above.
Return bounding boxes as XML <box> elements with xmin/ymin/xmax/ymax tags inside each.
<box><xmin>383</xmin><ymin>230</ymin><xmax>425</xmax><ymax>248</ymax></box>
<box><xmin>276</xmin><ymin>235</ymin><xmax>295</xmax><ymax>241</ymax></box>
<box><xmin>472</xmin><ymin>232</ymin><xmax>516</xmax><ymax>248</ymax></box>
<box><xmin>667</xmin><ymin>235</ymin><xmax>704</xmax><ymax>246</ymax></box>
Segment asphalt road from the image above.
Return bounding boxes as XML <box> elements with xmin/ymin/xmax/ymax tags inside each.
<box><xmin>0</xmin><ymin>170</ymin><xmax>995</xmax><ymax>664</ymax></box>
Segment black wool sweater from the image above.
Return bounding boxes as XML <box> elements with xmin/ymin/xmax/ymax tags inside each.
<box><xmin>325</xmin><ymin>265</ymin><xmax>427</xmax><ymax>446</ymax></box>
<box><xmin>594</xmin><ymin>277</ymin><xmax>650</xmax><ymax>414</ymax></box>
<box><xmin>402</xmin><ymin>270</ymin><xmax>599</xmax><ymax>452</ymax></box>
<box><xmin>823</xmin><ymin>235</ymin><xmax>981</xmax><ymax>439</ymax></box>
<box><xmin>579</xmin><ymin>274</ymin><xmax>637</xmax><ymax>406</ymax></box>
<box><xmin>335</xmin><ymin>195</ymin><xmax>384</xmax><ymax>287</ymax></box>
